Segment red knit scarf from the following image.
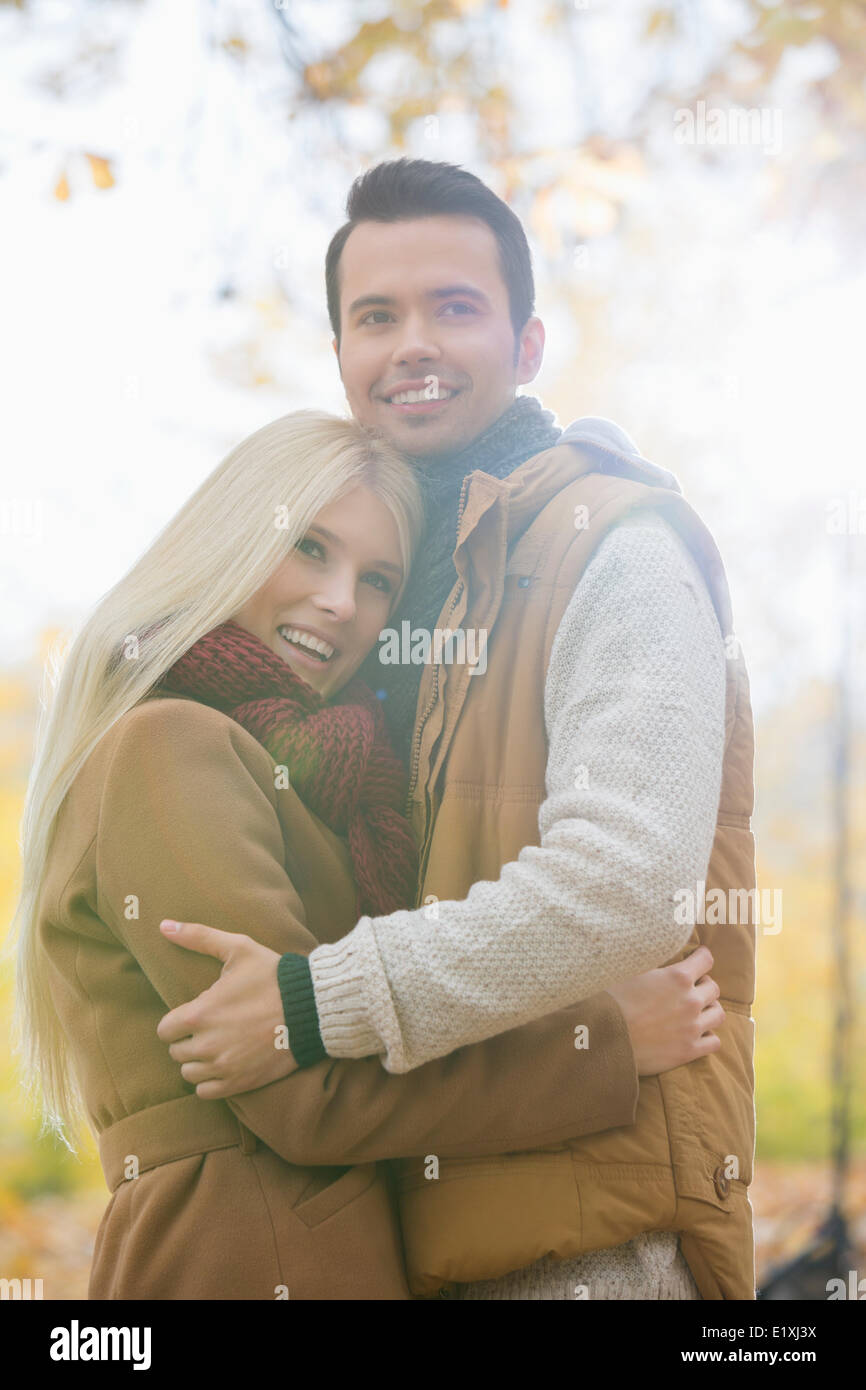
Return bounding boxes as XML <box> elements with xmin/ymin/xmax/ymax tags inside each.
<box><xmin>157</xmin><ymin>620</ymin><xmax>418</xmax><ymax>919</ymax></box>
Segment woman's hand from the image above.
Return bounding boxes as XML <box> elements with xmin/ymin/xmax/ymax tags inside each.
<box><xmin>156</xmin><ymin>921</ymin><xmax>297</xmax><ymax>1098</ymax></box>
<box><xmin>606</xmin><ymin>945</ymin><xmax>725</xmax><ymax>1076</ymax></box>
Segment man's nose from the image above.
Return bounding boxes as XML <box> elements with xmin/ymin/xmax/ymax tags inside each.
<box><xmin>390</xmin><ymin>312</ymin><xmax>441</xmax><ymax>364</ymax></box>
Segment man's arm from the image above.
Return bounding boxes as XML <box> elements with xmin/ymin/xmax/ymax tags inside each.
<box><xmin>98</xmin><ymin>698</ymin><xmax>640</xmax><ymax>1166</ymax></box>
<box><xmin>295</xmin><ymin>511</ymin><xmax>727</xmax><ymax>1072</ymax></box>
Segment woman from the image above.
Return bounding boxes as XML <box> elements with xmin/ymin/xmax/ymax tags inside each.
<box><xmin>13</xmin><ymin>410</ymin><xmax>703</xmax><ymax>1300</ymax></box>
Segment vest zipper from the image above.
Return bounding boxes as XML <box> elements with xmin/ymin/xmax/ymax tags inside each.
<box><xmin>404</xmin><ymin>474</ymin><xmax>471</xmax><ymax>827</ymax></box>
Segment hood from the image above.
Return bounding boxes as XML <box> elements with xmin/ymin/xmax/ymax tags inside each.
<box><xmin>559</xmin><ymin>415</ymin><xmax>679</xmax><ymax>488</ymax></box>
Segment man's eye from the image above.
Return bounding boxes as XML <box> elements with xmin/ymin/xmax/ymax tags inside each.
<box><xmin>359</xmin><ymin>304</ymin><xmax>474</xmax><ymax>325</ymax></box>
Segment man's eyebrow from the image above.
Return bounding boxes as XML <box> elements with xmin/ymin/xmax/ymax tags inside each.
<box><xmin>307</xmin><ymin>524</ymin><xmax>403</xmax><ymax>575</ymax></box>
<box><xmin>428</xmin><ymin>284</ymin><xmax>491</xmax><ymax>307</ymax></box>
<box><xmin>346</xmin><ymin>284</ymin><xmax>492</xmax><ymax>318</ymax></box>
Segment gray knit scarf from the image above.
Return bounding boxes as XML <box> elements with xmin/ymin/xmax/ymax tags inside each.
<box><xmin>355</xmin><ymin>394</ymin><xmax>562</xmax><ymax>764</ymax></box>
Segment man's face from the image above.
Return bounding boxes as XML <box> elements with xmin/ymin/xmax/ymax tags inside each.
<box><xmin>333</xmin><ymin>215</ymin><xmax>544</xmax><ymax>458</ymax></box>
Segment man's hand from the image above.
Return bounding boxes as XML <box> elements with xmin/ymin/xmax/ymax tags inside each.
<box><xmin>606</xmin><ymin>945</ymin><xmax>725</xmax><ymax>1076</ymax></box>
<box><xmin>156</xmin><ymin>920</ymin><xmax>297</xmax><ymax>1098</ymax></box>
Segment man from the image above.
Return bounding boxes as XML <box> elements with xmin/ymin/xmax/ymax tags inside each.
<box><xmin>158</xmin><ymin>158</ymin><xmax>757</xmax><ymax>1299</ymax></box>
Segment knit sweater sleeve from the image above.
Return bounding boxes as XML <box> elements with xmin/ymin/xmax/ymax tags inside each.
<box><xmin>298</xmin><ymin>510</ymin><xmax>727</xmax><ymax>1073</ymax></box>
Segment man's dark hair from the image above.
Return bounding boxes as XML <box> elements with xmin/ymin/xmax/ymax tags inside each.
<box><xmin>325</xmin><ymin>158</ymin><xmax>535</xmax><ymax>363</ymax></box>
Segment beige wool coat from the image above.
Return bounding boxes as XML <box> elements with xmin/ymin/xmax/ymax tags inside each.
<box><xmin>36</xmin><ymin>691</ymin><xmax>641</xmax><ymax>1300</ymax></box>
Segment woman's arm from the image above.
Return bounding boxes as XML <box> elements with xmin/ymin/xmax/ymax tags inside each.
<box><xmin>298</xmin><ymin>511</ymin><xmax>728</xmax><ymax>1072</ymax></box>
<box><xmin>95</xmin><ymin>697</ymin><xmax>640</xmax><ymax>1166</ymax></box>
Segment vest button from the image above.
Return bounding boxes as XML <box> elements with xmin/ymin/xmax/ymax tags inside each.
<box><xmin>713</xmin><ymin>1164</ymin><xmax>731</xmax><ymax>1199</ymax></box>
<box><xmin>517</xmin><ymin>576</ymin><xmax>530</xmax><ymax>588</ymax></box>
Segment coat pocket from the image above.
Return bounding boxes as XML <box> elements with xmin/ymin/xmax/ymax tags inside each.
<box><xmin>291</xmin><ymin>1162</ymin><xmax>379</xmax><ymax>1229</ymax></box>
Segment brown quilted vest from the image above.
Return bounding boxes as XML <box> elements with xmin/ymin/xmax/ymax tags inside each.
<box><xmin>393</xmin><ymin>429</ymin><xmax>757</xmax><ymax>1300</ymax></box>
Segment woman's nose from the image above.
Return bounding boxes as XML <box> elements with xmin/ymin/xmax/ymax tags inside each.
<box><xmin>312</xmin><ymin>578</ymin><xmax>356</xmax><ymax>624</ymax></box>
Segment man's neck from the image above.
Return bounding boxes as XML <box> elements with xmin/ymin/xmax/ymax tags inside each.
<box><xmin>354</xmin><ymin>392</ymin><xmax>562</xmax><ymax>756</ymax></box>
<box><xmin>405</xmin><ymin>394</ymin><xmax>561</xmax><ymax>500</ymax></box>
<box><xmin>407</xmin><ymin>399</ymin><xmax>517</xmax><ymax>469</ymax></box>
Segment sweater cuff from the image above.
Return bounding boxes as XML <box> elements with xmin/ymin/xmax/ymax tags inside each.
<box><xmin>307</xmin><ymin>920</ymin><xmax>385</xmax><ymax>1060</ymax></box>
<box><xmin>276</xmin><ymin>954</ymin><xmax>326</xmax><ymax>1068</ymax></box>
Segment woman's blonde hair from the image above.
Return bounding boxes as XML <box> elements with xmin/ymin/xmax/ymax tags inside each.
<box><xmin>10</xmin><ymin>410</ymin><xmax>423</xmax><ymax>1143</ymax></box>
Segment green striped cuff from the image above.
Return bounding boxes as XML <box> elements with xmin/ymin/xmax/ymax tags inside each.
<box><xmin>277</xmin><ymin>953</ymin><xmax>327</xmax><ymax>1068</ymax></box>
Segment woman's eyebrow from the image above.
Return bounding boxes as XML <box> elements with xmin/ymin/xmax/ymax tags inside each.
<box><xmin>307</xmin><ymin>524</ymin><xmax>403</xmax><ymax>575</ymax></box>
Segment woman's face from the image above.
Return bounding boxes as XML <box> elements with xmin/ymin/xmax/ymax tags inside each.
<box><xmin>231</xmin><ymin>484</ymin><xmax>405</xmax><ymax>700</ymax></box>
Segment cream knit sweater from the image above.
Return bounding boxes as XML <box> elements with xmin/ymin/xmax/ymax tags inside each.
<box><xmin>310</xmin><ymin>509</ymin><xmax>727</xmax><ymax>1298</ymax></box>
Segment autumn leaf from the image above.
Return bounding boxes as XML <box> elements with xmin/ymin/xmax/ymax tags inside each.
<box><xmin>84</xmin><ymin>154</ymin><xmax>115</xmax><ymax>191</ymax></box>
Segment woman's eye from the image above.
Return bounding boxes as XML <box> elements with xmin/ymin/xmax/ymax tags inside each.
<box><xmin>364</xmin><ymin>572</ymin><xmax>393</xmax><ymax>594</ymax></box>
<box><xmin>296</xmin><ymin>536</ymin><xmax>324</xmax><ymax>558</ymax></box>
<box><xmin>296</xmin><ymin>539</ymin><xmax>390</xmax><ymax>593</ymax></box>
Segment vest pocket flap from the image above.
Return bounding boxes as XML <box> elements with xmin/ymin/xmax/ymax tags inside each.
<box><xmin>671</xmin><ymin>1148</ymin><xmax>739</xmax><ymax>1212</ymax></box>
<box><xmin>396</xmin><ymin>1152</ymin><xmax>581</xmax><ymax>1295</ymax></box>
<box><xmin>658</xmin><ymin>1029</ymin><xmax>755</xmax><ymax>1205</ymax></box>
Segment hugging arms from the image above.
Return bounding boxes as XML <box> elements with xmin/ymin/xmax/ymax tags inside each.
<box><xmin>157</xmin><ymin>509</ymin><xmax>728</xmax><ymax>1096</ymax></box>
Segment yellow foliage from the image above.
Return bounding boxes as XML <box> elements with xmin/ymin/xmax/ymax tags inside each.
<box><xmin>84</xmin><ymin>154</ymin><xmax>115</xmax><ymax>191</ymax></box>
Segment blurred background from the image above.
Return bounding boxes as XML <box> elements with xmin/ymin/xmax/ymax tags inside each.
<box><xmin>1</xmin><ymin>0</ymin><xmax>864</xmax><ymax>1299</ymax></box>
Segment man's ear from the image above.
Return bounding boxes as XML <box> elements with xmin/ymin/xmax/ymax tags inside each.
<box><xmin>331</xmin><ymin>336</ymin><xmax>343</xmax><ymax>380</ymax></box>
<box><xmin>515</xmin><ymin>316</ymin><xmax>545</xmax><ymax>386</ymax></box>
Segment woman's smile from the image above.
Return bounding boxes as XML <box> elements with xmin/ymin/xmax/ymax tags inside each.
<box><xmin>276</xmin><ymin>623</ymin><xmax>340</xmax><ymax>670</ymax></box>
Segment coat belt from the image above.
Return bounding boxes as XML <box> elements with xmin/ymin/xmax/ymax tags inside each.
<box><xmin>98</xmin><ymin>1093</ymin><xmax>258</xmax><ymax>1192</ymax></box>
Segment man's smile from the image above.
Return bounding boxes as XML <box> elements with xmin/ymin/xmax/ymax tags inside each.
<box><xmin>378</xmin><ymin>377</ymin><xmax>463</xmax><ymax>416</ymax></box>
